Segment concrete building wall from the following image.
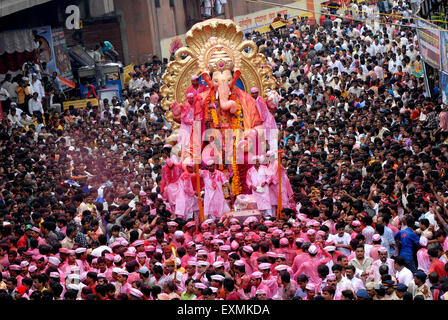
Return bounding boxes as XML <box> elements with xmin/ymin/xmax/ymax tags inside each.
<box><xmin>113</xmin><ymin>0</ymin><xmax>316</xmax><ymax>63</ymax></box>
<box><xmin>89</xmin><ymin>0</ymin><xmax>115</xmax><ymax>17</ymax></box>
<box><xmin>113</xmin><ymin>0</ymin><xmax>156</xmax><ymax>65</ymax></box>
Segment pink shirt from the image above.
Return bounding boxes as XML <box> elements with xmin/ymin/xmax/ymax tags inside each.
<box><xmin>292</xmin><ymin>252</ymin><xmax>308</xmax><ymax>274</ymax></box>
<box><xmin>262</xmin><ymin>275</ymin><xmax>278</xmax><ymax>297</ymax></box>
<box><xmin>120</xmin><ymin>282</ymin><xmax>132</xmax><ymax>295</ymax></box>
<box><xmin>128</xmin><ymin>272</ymin><xmax>140</xmax><ymax>284</ymax></box>
<box><xmin>295</xmin><ymin>256</ymin><xmax>323</xmax><ymax>287</ymax></box>
<box><xmin>250</xmin><ymin>282</ymin><xmax>271</xmax><ymax>298</ymax></box>
<box><xmin>417</xmin><ymin>248</ymin><xmax>431</xmax><ymax>273</ymax></box>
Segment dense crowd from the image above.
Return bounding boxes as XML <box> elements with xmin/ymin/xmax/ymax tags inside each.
<box><xmin>0</xmin><ymin>0</ymin><xmax>448</xmax><ymax>301</ymax></box>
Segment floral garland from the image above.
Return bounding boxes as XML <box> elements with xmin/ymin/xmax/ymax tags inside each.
<box><xmin>210</xmin><ymin>103</ymin><xmax>219</xmax><ymax>128</ymax></box>
<box><xmin>205</xmin><ymin>90</ymin><xmax>219</xmax><ymax>128</ymax></box>
<box><xmin>230</xmin><ymin>90</ymin><xmax>243</xmax><ymax>196</ymax></box>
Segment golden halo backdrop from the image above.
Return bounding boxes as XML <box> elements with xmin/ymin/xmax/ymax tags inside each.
<box><xmin>160</xmin><ymin>18</ymin><xmax>276</xmax><ymax>129</ymax></box>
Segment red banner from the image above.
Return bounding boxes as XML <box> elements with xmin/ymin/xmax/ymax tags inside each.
<box><xmin>58</xmin><ymin>75</ymin><xmax>76</xmax><ymax>88</ymax></box>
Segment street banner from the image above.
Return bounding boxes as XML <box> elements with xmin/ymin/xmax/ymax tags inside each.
<box><xmin>63</xmin><ymin>98</ymin><xmax>99</xmax><ymax>110</ymax></box>
<box><xmin>416</xmin><ymin>19</ymin><xmax>441</xmax><ymax>69</ymax></box>
<box><xmin>441</xmin><ymin>72</ymin><xmax>448</xmax><ymax>105</ymax></box>
<box><xmin>440</xmin><ymin>31</ymin><xmax>448</xmax><ymax>73</ymax></box>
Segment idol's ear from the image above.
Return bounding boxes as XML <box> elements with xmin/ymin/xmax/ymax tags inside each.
<box><xmin>231</xmin><ymin>70</ymin><xmax>241</xmax><ymax>87</ymax></box>
<box><xmin>201</xmin><ymin>72</ymin><xmax>213</xmax><ymax>88</ymax></box>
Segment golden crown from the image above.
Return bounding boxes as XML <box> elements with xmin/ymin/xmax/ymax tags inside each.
<box><xmin>208</xmin><ymin>59</ymin><xmax>234</xmax><ymax>73</ymax></box>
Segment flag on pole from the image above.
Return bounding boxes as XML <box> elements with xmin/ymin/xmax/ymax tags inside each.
<box><xmin>58</xmin><ymin>75</ymin><xmax>76</xmax><ymax>88</ymax></box>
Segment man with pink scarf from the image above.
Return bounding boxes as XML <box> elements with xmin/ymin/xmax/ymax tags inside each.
<box><xmin>265</xmin><ymin>150</ymin><xmax>294</xmax><ymax>214</ymax></box>
<box><xmin>199</xmin><ymin>160</ymin><xmax>232</xmax><ymax>219</ymax></box>
<box><xmin>250</xmin><ymin>87</ymin><xmax>278</xmax><ymax>150</ymax></box>
<box><xmin>177</xmin><ymin>93</ymin><xmax>195</xmax><ymax>155</ymax></box>
<box><xmin>186</xmin><ymin>75</ymin><xmax>207</xmax><ymax>97</ymax></box>
<box><xmin>160</xmin><ymin>158</ymin><xmax>183</xmax><ymax>212</ymax></box>
<box><xmin>246</xmin><ymin>156</ymin><xmax>272</xmax><ymax>217</ymax></box>
<box><xmin>175</xmin><ymin>160</ymin><xmax>199</xmax><ymax>220</ymax></box>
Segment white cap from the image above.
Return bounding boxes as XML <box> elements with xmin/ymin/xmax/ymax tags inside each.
<box><xmin>48</xmin><ymin>257</ymin><xmax>61</xmax><ymax>266</ymax></box>
<box><xmin>211</xmin><ymin>274</ymin><xmax>225</xmax><ymax>282</ymax></box>
<box><xmin>75</xmin><ymin>247</ymin><xmax>87</xmax><ymax>254</ymax></box>
<box><xmin>112</xmin><ymin>267</ymin><xmax>123</xmax><ymax>274</ymax></box>
<box><xmin>197</xmin><ymin>261</ymin><xmax>209</xmax><ymax>267</ymax></box>
<box><xmin>174</xmin><ymin>230</ymin><xmax>184</xmax><ymax>238</ymax></box>
<box><xmin>67</xmin><ymin>283</ymin><xmax>79</xmax><ymax>291</ymax></box>
<box><xmin>308</xmin><ymin>245</ymin><xmax>318</xmax><ymax>255</ymax></box>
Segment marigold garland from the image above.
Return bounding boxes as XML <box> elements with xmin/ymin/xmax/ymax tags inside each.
<box><xmin>205</xmin><ymin>89</ymin><xmax>219</xmax><ymax>128</ymax></box>
<box><xmin>202</xmin><ymin>87</ymin><xmax>244</xmax><ymax>196</ymax></box>
<box><xmin>230</xmin><ymin>90</ymin><xmax>243</xmax><ymax>196</ymax></box>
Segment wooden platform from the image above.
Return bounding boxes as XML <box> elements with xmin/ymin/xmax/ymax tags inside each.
<box><xmin>226</xmin><ymin>209</ymin><xmax>262</xmax><ymax>224</ymax></box>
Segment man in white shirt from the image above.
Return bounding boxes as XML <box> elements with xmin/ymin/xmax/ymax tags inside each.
<box><xmin>90</xmin><ymin>234</ymin><xmax>113</xmax><ymax>257</ymax></box>
<box><xmin>0</xmin><ymin>87</ymin><xmax>10</xmax><ymax>113</ymax></box>
<box><xmin>348</xmin><ymin>245</ymin><xmax>374</xmax><ymax>281</ymax></box>
<box><xmin>1</xmin><ymin>74</ymin><xmax>18</xmax><ymax>102</ymax></box>
<box><xmin>407</xmin><ymin>44</ymin><xmax>418</xmax><ymax>62</ymax></box>
<box><xmin>7</xmin><ymin>105</ymin><xmax>22</xmax><ymax>127</ymax></box>
<box><xmin>28</xmin><ymin>92</ymin><xmax>44</xmax><ymax>116</ymax></box>
<box><xmin>419</xmin><ymin>202</ymin><xmax>439</xmax><ymax>231</ymax></box>
<box><xmin>345</xmin><ymin>264</ymin><xmax>366</xmax><ymax>292</ymax></box>
<box><xmin>366</xmin><ymin>40</ymin><xmax>377</xmax><ymax>56</ymax></box>
<box><xmin>129</xmin><ymin>74</ymin><xmax>142</xmax><ymax>92</ymax></box>
<box><xmin>394</xmin><ymin>256</ymin><xmax>414</xmax><ymax>286</ymax></box>
<box><xmin>369</xmin><ymin>247</ymin><xmax>396</xmax><ymax>284</ymax></box>
<box><xmin>328</xmin><ymin>56</ymin><xmax>345</xmax><ymax>73</ymax></box>
<box><xmin>31</xmin><ymin>74</ymin><xmax>45</xmax><ymax>100</ymax></box>
<box><xmin>330</xmin><ymin>222</ymin><xmax>353</xmax><ymax>257</ymax></box>
<box><xmin>329</xmin><ymin>264</ymin><xmax>353</xmax><ymax>300</ymax></box>
<box><xmin>17</xmin><ymin>112</ymin><xmax>34</xmax><ymax>128</ymax></box>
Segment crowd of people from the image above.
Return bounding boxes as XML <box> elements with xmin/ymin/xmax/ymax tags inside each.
<box><xmin>0</xmin><ymin>0</ymin><xmax>448</xmax><ymax>301</ymax></box>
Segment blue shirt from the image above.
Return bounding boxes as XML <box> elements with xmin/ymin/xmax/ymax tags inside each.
<box><xmin>381</xmin><ymin>226</ymin><xmax>395</xmax><ymax>257</ymax></box>
<box><xmin>294</xmin><ymin>288</ymin><xmax>306</xmax><ymax>299</ymax></box>
<box><xmin>394</xmin><ymin>227</ymin><xmax>420</xmax><ymax>260</ymax></box>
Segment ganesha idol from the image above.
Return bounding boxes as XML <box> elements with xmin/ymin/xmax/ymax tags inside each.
<box><xmin>160</xmin><ymin>19</ymin><xmax>279</xmax><ymax>195</ymax></box>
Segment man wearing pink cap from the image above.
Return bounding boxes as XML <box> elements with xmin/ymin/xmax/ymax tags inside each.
<box><xmin>116</xmin><ymin>270</ymin><xmax>132</xmax><ymax>295</ymax></box>
<box><xmin>259</xmin><ymin>262</ymin><xmax>278</xmax><ymax>296</ymax></box>
<box><xmin>179</xmin><ymin>260</ymin><xmax>198</xmax><ymax>292</ymax></box>
<box><xmin>60</xmin><ymin>250</ymin><xmax>86</xmax><ymax>275</ymax></box>
<box><xmin>160</xmin><ymin>157</ymin><xmax>183</xmax><ymax>212</ymax></box>
<box><xmin>186</xmin><ymin>75</ymin><xmax>207</xmax><ymax>97</ymax></box>
<box><xmin>177</xmin><ymin>92</ymin><xmax>196</xmax><ymax>155</ymax></box>
<box><xmin>199</xmin><ymin>160</ymin><xmax>232</xmax><ymax>219</ymax></box>
<box><xmin>350</xmin><ymin>220</ymin><xmax>362</xmax><ymax>240</ymax></box>
<box><xmin>180</xmin><ymin>242</ymin><xmax>197</xmax><ymax>268</ymax></box>
<box><xmin>368</xmin><ymin>247</ymin><xmax>396</xmax><ymax>284</ymax></box>
<box><xmin>295</xmin><ymin>244</ymin><xmax>330</xmax><ymax>288</ymax></box>
<box><xmin>368</xmin><ymin>234</ymin><xmax>384</xmax><ymax>261</ymax></box>
<box><xmin>250</xmin><ymin>87</ymin><xmax>277</xmax><ymax>150</ymax></box>
<box><xmin>246</xmin><ymin>156</ymin><xmax>272</xmax><ymax>217</ymax></box>
<box><xmin>240</xmin><ymin>246</ymin><xmax>254</xmax><ymax>275</ymax></box>
<box><xmin>249</xmin><ymin>271</ymin><xmax>271</xmax><ymax>298</ymax></box>
<box><xmin>175</xmin><ymin>160</ymin><xmax>199</xmax><ymax>220</ymax></box>
<box><xmin>303</xmin><ymin>283</ymin><xmax>316</xmax><ymax>300</ymax></box>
